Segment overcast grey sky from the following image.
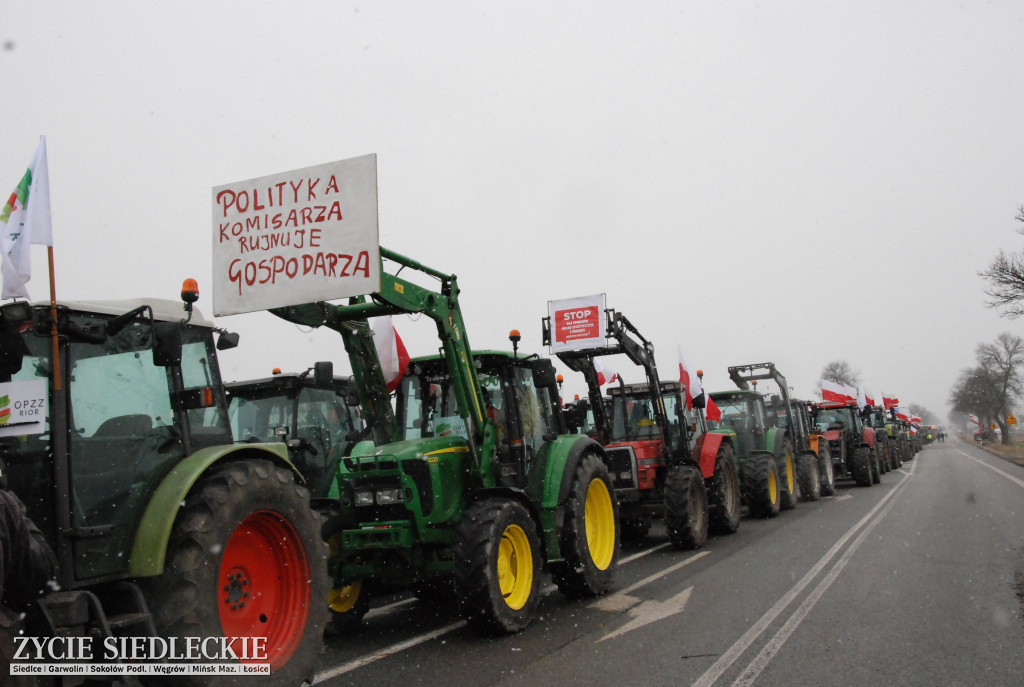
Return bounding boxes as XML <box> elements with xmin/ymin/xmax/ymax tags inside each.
<box><xmin>5</xmin><ymin>1</ymin><xmax>1024</xmax><ymax>421</ymax></box>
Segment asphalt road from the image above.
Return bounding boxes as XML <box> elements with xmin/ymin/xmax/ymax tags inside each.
<box><xmin>312</xmin><ymin>441</ymin><xmax>1024</xmax><ymax>687</ymax></box>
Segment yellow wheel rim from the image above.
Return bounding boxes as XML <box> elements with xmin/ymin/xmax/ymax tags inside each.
<box><xmin>785</xmin><ymin>454</ymin><xmax>795</xmax><ymax>493</ymax></box>
<box><xmin>584</xmin><ymin>478</ymin><xmax>615</xmax><ymax>571</ymax></box>
<box><xmin>329</xmin><ymin>579</ymin><xmax>362</xmax><ymax>613</ymax></box>
<box><xmin>768</xmin><ymin>469</ymin><xmax>778</xmax><ymax>504</ymax></box>
<box><xmin>497</xmin><ymin>524</ymin><xmax>533</xmax><ymax>610</ymax></box>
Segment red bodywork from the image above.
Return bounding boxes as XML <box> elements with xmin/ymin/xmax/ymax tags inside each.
<box><xmin>607</xmin><ymin>439</ymin><xmax>664</xmax><ymax>490</ymax></box>
<box><xmin>692</xmin><ymin>432</ymin><xmax>725</xmax><ymax>479</ymax></box>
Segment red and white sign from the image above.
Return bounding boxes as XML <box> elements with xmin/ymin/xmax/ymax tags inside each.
<box><xmin>212</xmin><ymin>154</ymin><xmax>381</xmax><ymax>316</ymax></box>
<box><xmin>547</xmin><ymin>294</ymin><xmax>607</xmax><ymax>353</ymax></box>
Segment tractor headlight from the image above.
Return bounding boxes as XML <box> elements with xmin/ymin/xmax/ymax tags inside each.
<box><xmin>375</xmin><ymin>488</ymin><xmax>405</xmax><ymax>505</ymax></box>
<box><xmin>354</xmin><ymin>491</ymin><xmax>375</xmax><ymax>506</ymax></box>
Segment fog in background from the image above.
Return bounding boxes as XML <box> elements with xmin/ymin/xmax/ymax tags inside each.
<box><xmin>5</xmin><ymin>1</ymin><xmax>1024</xmax><ymax>421</ymax></box>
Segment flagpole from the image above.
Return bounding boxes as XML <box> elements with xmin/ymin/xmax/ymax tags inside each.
<box><xmin>47</xmin><ymin>245</ymin><xmax>61</xmax><ymax>391</ymax></box>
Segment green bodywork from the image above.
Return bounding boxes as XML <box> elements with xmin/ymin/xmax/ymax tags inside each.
<box><xmin>273</xmin><ymin>248</ymin><xmax>599</xmax><ymax>592</ymax></box>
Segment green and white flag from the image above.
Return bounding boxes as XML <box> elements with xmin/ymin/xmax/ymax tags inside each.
<box><xmin>1</xmin><ymin>136</ymin><xmax>52</xmax><ymax>300</ymax></box>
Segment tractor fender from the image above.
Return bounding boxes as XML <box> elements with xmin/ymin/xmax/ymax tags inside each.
<box><xmin>128</xmin><ymin>442</ymin><xmax>293</xmax><ymax>577</ymax></box>
<box><xmin>861</xmin><ymin>427</ymin><xmax>876</xmax><ymax>448</ymax></box>
<box><xmin>771</xmin><ymin>429</ymin><xmax>790</xmax><ymax>457</ymax></box>
<box><xmin>692</xmin><ymin>432</ymin><xmax>726</xmax><ymax>479</ymax></box>
<box><xmin>524</xmin><ymin>435</ymin><xmax>606</xmax><ymax>564</ymax></box>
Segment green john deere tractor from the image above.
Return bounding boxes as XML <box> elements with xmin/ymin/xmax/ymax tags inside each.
<box><xmin>272</xmin><ymin>247</ymin><xmax>620</xmax><ymax>635</ymax></box>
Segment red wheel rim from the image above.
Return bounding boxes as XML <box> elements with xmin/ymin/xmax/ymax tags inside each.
<box><xmin>219</xmin><ymin>510</ymin><xmax>310</xmax><ymax>668</ymax></box>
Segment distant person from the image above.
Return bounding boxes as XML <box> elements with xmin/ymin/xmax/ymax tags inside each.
<box><xmin>0</xmin><ymin>458</ymin><xmax>58</xmax><ymax>683</ymax></box>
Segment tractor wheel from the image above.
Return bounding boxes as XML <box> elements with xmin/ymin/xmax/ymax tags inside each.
<box><xmin>551</xmin><ymin>453</ymin><xmax>619</xmax><ymax>598</ymax></box>
<box><xmin>742</xmin><ymin>453</ymin><xmax>780</xmax><ymax>518</ymax></box>
<box><xmin>664</xmin><ymin>463</ymin><xmax>709</xmax><ymax>550</ymax></box>
<box><xmin>454</xmin><ymin>498</ymin><xmax>540</xmax><ymax>634</ymax></box>
<box><xmin>707</xmin><ymin>443</ymin><xmax>741</xmax><ymax>535</ymax></box>
<box><xmin>879</xmin><ymin>444</ymin><xmax>890</xmax><ymax>474</ymax></box>
<box><xmin>818</xmin><ymin>444</ymin><xmax>836</xmax><ymax>496</ymax></box>
<box><xmin>851</xmin><ymin>446</ymin><xmax>873</xmax><ymax>487</ymax></box>
<box><xmin>327</xmin><ymin>579</ymin><xmax>370</xmax><ymax>633</ymax></box>
<box><xmin>797</xmin><ymin>452</ymin><xmax>821</xmax><ymax>502</ymax></box>
<box><xmin>892</xmin><ymin>443</ymin><xmax>903</xmax><ymax>469</ymax></box>
<box><xmin>778</xmin><ymin>441</ymin><xmax>798</xmax><ymax>511</ymax></box>
<box><xmin>871</xmin><ymin>448</ymin><xmax>882</xmax><ymax>483</ymax></box>
<box><xmin>145</xmin><ymin>459</ymin><xmax>329</xmax><ymax>686</ymax></box>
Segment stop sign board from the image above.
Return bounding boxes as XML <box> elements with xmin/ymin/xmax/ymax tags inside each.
<box><xmin>548</xmin><ymin>294</ymin><xmax>607</xmax><ymax>353</ymax></box>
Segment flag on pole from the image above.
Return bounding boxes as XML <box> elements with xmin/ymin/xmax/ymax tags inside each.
<box><xmin>821</xmin><ymin>379</ymin><xmax>857</xmax><ymax>404</ymax></box>
<box><xmin>856</xmin><ymin>386</ymin><xmax>868</xmax><ymax>410</ymax></box>
<box><xmin>369</xmin><ymin>316</ymin><xmax>410</xmax><ymax>392</ymax></box>
<box><xmin>677</xmin><ymin>344</ymin><xmax>720</xmax><ymax>421</ymax></box>
<box><xmin>882</xmin><ymin>395</ymin><xmax>899</xmax><ymax>409</ymax></box>
<box><xmin>895</xmin><ymin>407</ymin><xmax>910</xmax><ymax>422</ymax></box>
<box><xmin>594</xmin><ymin>357</ymin><xmax>618</xmax><ymax>386</ymax></box>
<box><xmin>2</xmin><ymin>136</ymin><xmax>52</xmax><ymax>299</ymax></box>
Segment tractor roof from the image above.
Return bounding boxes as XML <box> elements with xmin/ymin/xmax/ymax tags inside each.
<box><xmin>35</xmin><ymin>297</ymin><xmax>213</xmax><ymax>327</ymax></box>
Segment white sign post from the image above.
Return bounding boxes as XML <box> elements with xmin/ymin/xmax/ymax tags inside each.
<box><xmin>212</xmin><ymin>154</ymin><xmax>381</xmax><ymax>316</ymax></box>
<box><xmin>547</xmin><ymin>294</ymin><xmax>607</xmax><ymax>353</ymax></box>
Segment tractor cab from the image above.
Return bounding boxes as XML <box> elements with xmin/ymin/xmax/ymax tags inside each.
<box><xmin>226</xmin><ymin>363</ymin><xmax>364</xmax><ymax>497</ymax></box>
<box><xmin>0</xmin><ymin>296</ymin><xmax>235</xmax><ymax>583</ymax></box>
<box><xmin>707</xmin><ymin>390</ymin><xmax>767</xmax><ymax>456</ymax></box>
<box><xmin>397</xmin><ymin>351</ymin><xmax>562</xmax><ymax>488</ymax></box>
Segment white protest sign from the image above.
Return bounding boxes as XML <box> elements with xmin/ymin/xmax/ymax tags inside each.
<box><xmin>212</xmin><ymin>154</ymin><xmax>381</xmax><ymax>316</ymax></box>
<box><xmin>548</xmin><ymin>294</ymin><xmax>607</xmax><ymax>353</ymax></box>
<box><xmin>0</xmin><ymin>379</ymin><xmax>48</xmax><ymax>437</ymax></box>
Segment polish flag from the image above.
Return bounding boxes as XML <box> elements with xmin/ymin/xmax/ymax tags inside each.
<box><xmin>677</xmin><ymin>344</ymin><xmax>720</xmax><ymax>421</ymax></box>
<box><xmin>968</xmin><ymin>414</ymin><xmax>983</xmax><ymax>429</ymax></box>
<box><xmin>882</xmin><ymin>395</ymin><xmax>899</xmax><ymax>409</ymax></box>
<box><xmin>857</xmin><ymin>387</ymin><xmax>868</xmax><ymax>410</ymax></box>
<box><xmin>895</xmin><ymin>407</ymin><xmax>910</xmax><ymax>422</ymax></box>
<box><xmin>910</xmin><ymin>414</ymin><xmax>922</xmax><ymax>425</ymax></box>
<box><xmin>821</xmin><ymin>379</ymin><xmax>857</xmax><ymax>403</ymax></box>
<box><xmin>593</xmin><ymin>357</ymin><xmax>618</xmax><ymax>386</ymax></box>
<box><xmin>369</xmin><ymin>316</ymin><xmax>411</xmax><ymax>392</ymax></box>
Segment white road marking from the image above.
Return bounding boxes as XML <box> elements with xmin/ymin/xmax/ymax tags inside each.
<box><xmin>833</xmin><ymin>494</ymin><xmax>853</xmax><ymax>501</ymax></box>
<box><xmin>690</xmin><ymin>460</ymin><xmax>917</xmax><ymax>687</ymax></box>
<box><xmin>598</xmin><ymin>587</ymin><xmax>693</xmax><ymax>642</ymax></box>
<box><xmin>955</xmin><ymin>447</ymin><xmax>1024</xmax><ymax>489</ymax></box>
<box><xmin>730</xmin><ymin>477</ymin><xmax>908</xmax><ymax>686</ymax></box>
<box><xmin>313</xmin><ymin>620</ymin><xmax>467</xmax><ymax>683</ymax></box>
<box><xmin>590</xmin><ymin>550</ymin><xmax>710</xmax><ymax>612</ymax></box>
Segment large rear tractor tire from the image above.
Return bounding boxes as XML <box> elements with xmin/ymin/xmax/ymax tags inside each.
<box><xmin>664</xmin><ymin>463</ymin><xmax>709</xmax><ymax>549</ymax></box>
<box><xmin>818</xmin><ymin>444</ymin><xmax>836</xmax><ymax>497</ymax></box>
<box><xmin>145</xmin><ymin>459</ymin><xmax>329</xmax><ymax>686</ymax></box>
<box><xmin>707</xmin><ymin>443</ymin><xmax>741</xmax><ymax>535</ymax></box>
<box><xmin>852</xmin><ymin>446</ymin><xmax>873</xmax><ymax>487</ymax></box>
<box><xmin>871</xmin><ymin>448</ymin><xmax>882</xmax><ymax>483</ymax></box>
<box><xmin>551</xmin><ymin>453</ymin><xmax>619</xmax><ymax>598</ymax></box>
<box><xmin>797</xmin><ymin>452</ymin><xmax>821</xmax><ymax>502</ymax></box>
<box><xmin>454</xmin><ymin>498</ymin><xmax>541</xmax><ymax>634</ymax></box>
<box><xmin>742</xmin><ymin>453</ymin><xmax>780</xmax><ymax>518</ymax></box>
<box><xmin>778</xmin><ymin>441</ymin><xmax>798</xmax><ymax>511</ymax></box>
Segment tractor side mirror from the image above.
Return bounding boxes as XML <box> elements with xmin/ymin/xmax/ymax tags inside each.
<box><xmin>314</xmin><ymin>361</ymin><xmax>334</xmax><ymax>387</ymax></box>
<box><xmin>531</xmin><ymin>358</ymin><xmax>557</xmax><ymax>388</ymax></box>
<box><xmin>152</xmin><ymin>322</ymin><xmax>182</xmax><ymax>367</ymax></box>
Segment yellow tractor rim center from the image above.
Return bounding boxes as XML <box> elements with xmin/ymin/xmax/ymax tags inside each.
<box><xmin>498</xmin><ymin>524</ymin><xmax>533</xmax><ymax>610</ymax></box>
<box><xmin>584</xmin><ymin>478</ymin><xmax>616</xmax><ymax>571</ymax></box>
<box><xmin>328</xmin><ymin>579</ymin><xmax>363</xmax><ymax>613</ymax></box>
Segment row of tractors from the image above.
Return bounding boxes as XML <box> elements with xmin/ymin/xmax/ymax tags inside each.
<box><xmin>0</xmin><ymin>247</ymin><xmax>922</xmax><ymax>685</ymax></box>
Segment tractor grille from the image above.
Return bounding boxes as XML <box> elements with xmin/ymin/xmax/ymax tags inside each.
<box><xmin>605</xmin><ymin>446</ymin><xmax>638</xmax><ymax>490</ymax></box>
<box><xmin>402</xmin><ymin>459</ymin><xmax>434</xmax><ymax>517</ymax></box>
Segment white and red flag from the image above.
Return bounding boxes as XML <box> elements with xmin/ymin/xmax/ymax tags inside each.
<box><xmin>895</xmin><ymin>407</ymin><xmax>910</xmax><ymax>422</ymax></box>
<box><xmin>883</xmin><ymin>395</ymin><xmax>899</xmax><ymax>409</ymax></box>
<box><xmin>594</xmin><ymin>357</ymin><xmax>618</xmax><ymax>386</ymax></box>
<box><xmin>677</xmin><ymin>344</ymin><xmax>720</xmax><ymax>421</ymax></box>
<box><xmin>821</xmin><ymin>379</ymin><xmax>857</xmax><ymax>404</ymax></box>
<box><xmin>2</xmin><ymin>136</ymin><xmax>52</xmax><ymax>300</ymax></box>
<box><xmin>369</xmin><ymin>316</ymin><xmax>411</xmax><ymax>392</ymax></box>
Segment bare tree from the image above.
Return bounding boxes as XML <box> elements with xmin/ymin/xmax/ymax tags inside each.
<box><xmin>980</xmin><ymin>206</ymin><xmax>1024</xmax><ymax>318</ymax></box>
<box><xmin>820</xmin><ymin>359</ymin><xmax>860</xmax><ymax>387</ymax></box>
<box><xmin>948</xmin><ymin>332</ymin><xmax>1024</xmax><ymax>445</ymax></box>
